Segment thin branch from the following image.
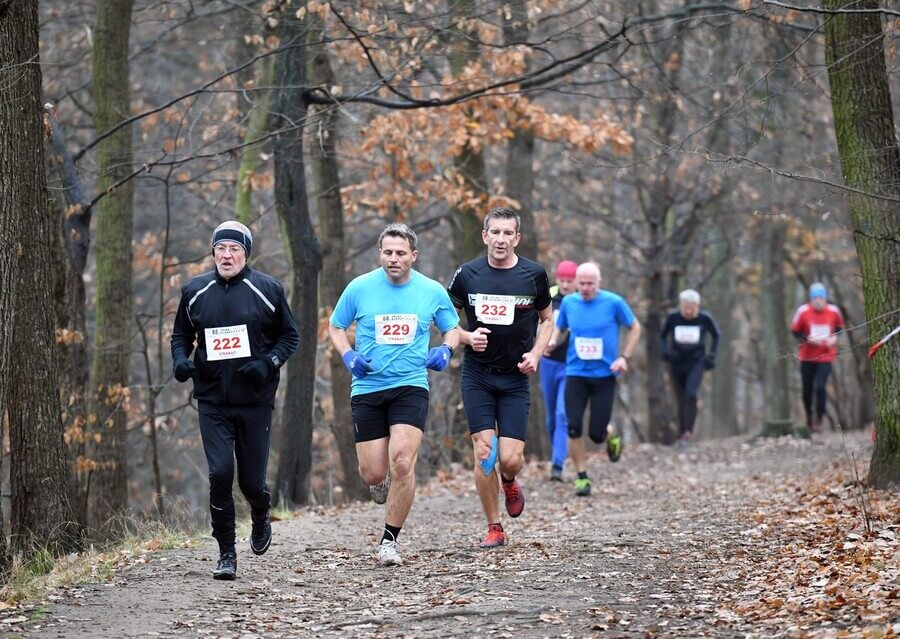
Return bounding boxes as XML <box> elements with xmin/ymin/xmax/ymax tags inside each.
<box><xmin>763</xmin><ymin>0</ymin><xmax>900</xmax><ymax>18</ymax></box>
<box><xmin>73</xmin><ymin>35</ymin><xmax>312</xmax><ymax>162</ymax></box>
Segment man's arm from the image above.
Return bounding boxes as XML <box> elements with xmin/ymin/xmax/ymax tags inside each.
<box><xmin>455</xmin><ymin>307</ymin><xmax>490</xmax><ymax>352</ymax></box>
<box><xmin>518</xmin><ymin>305</ymin><xmax>554</xmax><ymax>375</ymax></box>
<box><xmin>328</xmin><ymin>323</ymin><xmax>353</xmax><ymax>356</ymax></box>
<box><xmin>532</xmin><ymin>304</ymin><xmax>554</xmax><ymax>357</ymax></box>
<box><xmin>706</xmin><ymin>313</ymin><xmax>720</xmax><ymax>355</ymax></box>
<box><xmin>440</xmin><ymin>326</ymin><xmax>461</xmax><ymax>351</ymax></box>
<box><xmin>546</xmin><ymin>326</ymin><xmax>568</xmax><ymax>356</ymax></box>
<box><xmin>270</xmin><ymin>287</ymin><xmax>300</xmax><ymax>364</ymax></box>
<box><xmin>610</xmin><ymin>319</ymin><xmax>642</xmax><ymax>374</ymax></box>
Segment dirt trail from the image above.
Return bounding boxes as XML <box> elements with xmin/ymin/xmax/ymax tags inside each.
<box><xmin>8</xmin><ymin>431</ymin><xmax>880</xmax><ymax>638</ymax></box>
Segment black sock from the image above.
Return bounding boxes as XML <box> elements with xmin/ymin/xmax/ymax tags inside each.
<box><xmin>578</xmin><ymin>471</ymin><xmax>588</xmax><ymax>480</ymax></box>
<box><xmin>382</xmin><ymin>524</ymin><xmax>402</xmax><ymax>544</ymax></box>
<box><xmin>501</xmin><ymin>474</ymin><xmax>515</xmax><ymax>484</ymax></box>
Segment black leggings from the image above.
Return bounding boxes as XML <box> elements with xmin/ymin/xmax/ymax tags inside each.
<box><xmin>670</xmin><ymin>360</ymin><xmax>705</xmax><ymax>435</ymax></box>
<box><xmin>565</xmin><ymin>375</ymin><xmax>616</xmax><ymax>443</ymax></box>
<box><xmin>800</xmin><ymin>361</ymin><xmax>832</xmax><ymax>423</ymax></box>
<box><xmin>198</xmin><ymin>401</ymin><xmax>273</xmax><ymax>551</ymax></box>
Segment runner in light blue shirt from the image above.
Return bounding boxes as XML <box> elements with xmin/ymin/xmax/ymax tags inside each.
<box><xmin>331</xmin><ymin>267</ymin><xmax>459</xmax><ymax>396</ymax></box>
<box><xmin>328</xmin><ymin>223</ymin><xmax>460</xmax><ymax>568</ymax></box>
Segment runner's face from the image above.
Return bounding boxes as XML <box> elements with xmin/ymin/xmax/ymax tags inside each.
<box><xmin>482</xmin><ymin>218</ymin><xmax>520</xmax><ymax>265</ymax></box>
<box><xmin>577</xmin><ymin>272</ymin><xmax>599</xmax><ymax>301</ymax></box>
<box><xmin>380</xmin><ymin>235</ymin><xmax>418</xmax><ymax>284</ymax></box>
<box><xmin>214</xmin><ymin>241</ymin><xmax>246</xmax><ymax>280</ymax></box>
<box><xmin>557</xmin><ymin>277</ymin><xmax>575</xmax><ymax>295</ymax></box>
<box><xmin>811</xmin><ymin>296</ymin><xmax>826</xmax><ymax>311</ymax></box>
<box><xmin>679</xmin><ymin>300</ymin><xmax>699</xmax><ymax>319</ymax></box>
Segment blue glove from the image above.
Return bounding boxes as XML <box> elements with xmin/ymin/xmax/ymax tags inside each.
<box><xmin>425</xmin><ymin>345</ymin><xmax>452</xmax><ymax>371</ymax></box>
<box><xmin>341</xmin><ymin>350</ymin><xmax>374</xmax><ymax>378</ymax></box>
<box><xmin>479</xmin><ymin>434</ymin><xmax>498</xmax><ymax>476</ymax></box>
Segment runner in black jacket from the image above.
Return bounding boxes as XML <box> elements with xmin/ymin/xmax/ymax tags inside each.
<box><xmin>659</xmin><ymin>289</ymin><xmax>719</xmax><ymax>447</ymax></box>
<box><xmin>171</xmin><ymin>221</ymin><xmax>299</xmax><ymax>580</ymax></box>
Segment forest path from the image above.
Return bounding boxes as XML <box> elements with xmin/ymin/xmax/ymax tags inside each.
<box><xmin>12</xmin><ymin>431</ymin><xmax>888</xmax><ymax>638</ymax></box>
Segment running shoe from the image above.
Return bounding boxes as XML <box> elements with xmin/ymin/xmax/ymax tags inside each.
<box><xmin>250</xmin><ymin>510</ymin><xmax>272</xmax><ymax>555</ymax></box>
<box><xmin>550</xmin><ymin>465</ymin><xmax>563</xmax><ymax>482</ymax></box>
<box><xmin>213</xmin><ymin>549</ymin><xmax>237</xmax><ymax>580</ymax></box>
<box><xmin>606</xmin><ymin>432</ymin><xmax>623</xmax><ymax>462</ymax></box>
<box><xmin>378</xmin><ymin>539</ymin><xmax>402</xmax><ymax>566</ymax></box>
<box><xmin>479</xmin><ymin>525</ymin><xmax>507</xmax><ymax>548</ymax></box>
<box><xmin>501</xmin><ymin>477</ymin><xmax>525</xmax><ymax>517</ymax></box>
<box><xmin>369</xmin><ymin>473</ymin><xmax>391</xmax><ymax>505</ymax></box>
<box><xmin>574</xmin><ymin>477</ymin><xmax>592</xmax><ymax>497</ymax></box>
<box><xmin>678</xmin><ymin>431</ymin><xmax>692</xmax><ymax>450</ymax></box>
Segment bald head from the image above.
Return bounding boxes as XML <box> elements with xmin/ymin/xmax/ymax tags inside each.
<box><xmin>576</xmin><ymin>262</ymin><xmax>601</xmax><ymax>301</ymax></box>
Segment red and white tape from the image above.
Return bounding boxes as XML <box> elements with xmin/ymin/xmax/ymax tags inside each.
<box><xmin>868</xmin><ymin>324</ymin><xmax>900</xmax><ymax>359</ymax></box>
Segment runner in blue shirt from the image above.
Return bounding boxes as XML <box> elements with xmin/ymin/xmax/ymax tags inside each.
<box><xmin>329</xmin><ymin>223</ymin><xmax>460</xmax><ymax>566</ymax></box>
<box><xmin>548</xmin><ymin>262</ymin><xmax>641</xmax><ymax>497</ymax></box>
<box><xmin>540</xmin><ymin>260</ymin><xmax>578</xmax><ymax>482</ymax></box>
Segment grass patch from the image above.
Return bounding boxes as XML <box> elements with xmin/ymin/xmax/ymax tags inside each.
<box><xmin>1</xmin><ymin>519</ymin><xmax>200</xmax><ymax>605</ymax></box>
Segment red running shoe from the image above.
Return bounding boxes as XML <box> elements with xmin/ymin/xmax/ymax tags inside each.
<box><xmin>479</xmin><ymin>524</ymin><xmax>507</xmax><ymax>548</ymax></box>
<box><xmin>501</xmin><ymin>477</ymin><xmax>525</xmax><ymax>518</ymax></box>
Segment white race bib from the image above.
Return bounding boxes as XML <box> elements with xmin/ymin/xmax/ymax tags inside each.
<box><xmin>205</xmin><ymin>324</ymin><xmax>251</xmax><ymax>361</ymax></box>
<box><xmin>375</xmin><ymin>314</ymin><xmax>417</xmax><ymax>344</ymax></box>
<box><xmin>575</xmin><ymin>337</ymin><xmax>604</xmax><ymax>360</ymax></box>
<box><xmin>674</xmin><ymin>325</ymin><xmax>701</xmax><ymax>344</ymax></box>
<box><xmin>474</xmin><ymin>294</ymin><xmax>515</xmax><ymax>326</ymax></box>
<box><xmin>809</xmin><ymin>323</ymin><xmax>831</xmax><ymax>341</ymax></box>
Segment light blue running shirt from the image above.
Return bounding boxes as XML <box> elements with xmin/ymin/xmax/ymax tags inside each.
<box><xmin>330</xmin><ymin>268</ymin><xmax>459</xmax><ymax>396</ymax></box>
<box><xmin>556</xmin><ymin>290</ymin><xmax>636</xmax><ymax>378</ymax></box>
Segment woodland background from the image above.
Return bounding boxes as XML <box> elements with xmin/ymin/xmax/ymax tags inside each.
<box><xmin>0</xmin><ymin>0</ymin><xmax>898</xmax><ymax>563</ymax></box>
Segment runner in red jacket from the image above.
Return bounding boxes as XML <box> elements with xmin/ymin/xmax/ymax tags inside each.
<box><xmin>790</xmin><ymin>283</ymin><xmax>844</xmax><ymax>432</ymax></box>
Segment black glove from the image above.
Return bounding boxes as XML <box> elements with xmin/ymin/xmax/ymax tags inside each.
<box><xmin>661</xmin><ymin>349</ymin><xmax>676</xmax><ymax>363</ymax></box>
<box><xmin>703</xmin><ymin>354</ymin><xmax>716</xmax><ymax>370</ymax></box>
<box><xmin>238</xmin><ymin>356</ymin><xmax>276</xmax><ymax>387</ymax></box>
<box><xmin>173</xmin><ymin>358</ymin><xmax>197</xmax><ymax>383</ymax></box>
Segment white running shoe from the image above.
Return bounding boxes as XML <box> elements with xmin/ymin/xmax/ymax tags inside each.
<box><xmin>369</xmin><ymin>474</ymin><xmax>391</xmax><ymax>505</ymax></box>
<box><xmin>378</xmin><ymin>539</ymin><xmax>402</xmax><ymax>566</ymax></box>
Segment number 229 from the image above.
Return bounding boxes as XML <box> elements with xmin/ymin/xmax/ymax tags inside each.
<box><xmin>382</xmin><ymin>324</ymin><xmax>410</xmax><ymax>336</ymax></box>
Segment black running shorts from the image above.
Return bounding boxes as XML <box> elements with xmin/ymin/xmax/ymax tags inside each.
<box><xmin>350</xmin><ymin>385</ymin><xmax>430</xmax><ymax>443</ymax></box>
<box><xmin>461</xmin><ymin>359</ymin><xmax>530</xmax><ymax>441</ymax></box>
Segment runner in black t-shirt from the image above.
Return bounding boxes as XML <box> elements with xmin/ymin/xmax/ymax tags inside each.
<box><xmin>659</xmin><ymin>289</ymin><xmax>720</xmax><ymax>447</ymax></box>
<box><xmin>447</xmin><ymin>207</ymin><xmax>553</xmax><ymax>549</ymax></box>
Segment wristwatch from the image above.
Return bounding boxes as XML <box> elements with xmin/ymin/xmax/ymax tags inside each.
<box><xmin>270</xmin><ymin>354</ymin><xmax>282</xmax><ymax>369</ymax></box>
<box><xmin>442</xmin><ymin>344</ymin><xmax>454</xmax><ymax>358</ymax></box>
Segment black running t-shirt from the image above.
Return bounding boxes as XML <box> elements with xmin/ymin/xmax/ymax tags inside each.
<box><xmin>447</xmin><ymin>255</ymin><xmax>552</xmax><ymax>372</ymax></box>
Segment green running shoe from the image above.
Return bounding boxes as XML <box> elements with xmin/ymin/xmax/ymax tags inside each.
<box><xmin>574</xmin><ymin>477</ymin><xmax>592</xmax><ymax>497</ymax></box>
<box><xmin>606</xmin><ymin>433</ymin><xmax>623</xmax><ymax>462</ymax></box>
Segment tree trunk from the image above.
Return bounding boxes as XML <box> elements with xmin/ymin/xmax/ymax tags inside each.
<box><xmin>448</xmin><ymin>0</ymin><xmax>488</xmax><ymax>265</ymax></box>
<box><xmin>271</xmin><ymin>14</ymin><xmax>321</xmax><ymax>507</ymax></box>
<box><xmin>707</xmin><ymin>220</ymin><xmax>738</xmax><ymax>437</ymax></box>
<box><xmin>45</xmin><ymin>107</ymin><xmax>91</xmax><ymax>527</ymax></box>
<box><xmin>235</xmin><ymin>56</ymin><xmax>274</xmax><ymax>226</ymax></box>
<box><xmin>760</xmin><ymin>218</ymin><xmax>793</xmax><ymax>436</ymax></box>
<box><xmin>306</xmin><ymin>14</ymin><xmax>369</xmax><ymax>502</ymax></box>
<box><xmin>645</xmin><ymin>234</ymin><xmax>676</xmax><ymax>444</ymax></box>
<box><xmin>1</xmin><ymin>0</ymin><xmax>77</xmax><ymax>556</ymax></box>
<box><xmin>87</xmin><ymin>0</ymin><xmax>135</xmax><ymax>534</ymax></box>
<box><xmin>823</xmin><ymin>0</ymin><xmax>900</xmax><ymax>487</ymax></box>
<box><xmin>502</xmin><ymin>0</ymin><xmax>548</xmax><ymax>461</ymax></box>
